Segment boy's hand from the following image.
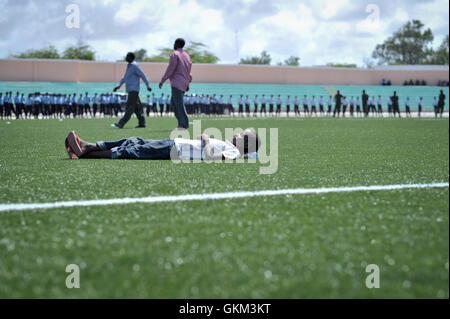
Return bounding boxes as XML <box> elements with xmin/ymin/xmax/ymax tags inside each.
<box><xmin>159</xmin><ymin>83</ymin><xmax>163</xmax><ymax>89</ymax></box>
<box><xmin>200</xmin><ymin>133</ymin><xmax>210</xmax><ymax>145</ymax></box>
<box><xmin>113</xmin><ymin>86</ymin><xmax>120</xmax><ymax>92</ymax></box>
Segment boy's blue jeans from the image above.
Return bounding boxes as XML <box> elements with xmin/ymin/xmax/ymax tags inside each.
<box><xmin>97</xmin><ymin>137</ymin><xmax>175</xmax><ymax>159</ymax></box>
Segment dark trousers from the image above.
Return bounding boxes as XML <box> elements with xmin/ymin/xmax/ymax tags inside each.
<box><xmin>171</xmin><ymin>87</ymin><xmax>189</xmax><ymax>128</ymax></box>
<box><xmin>98</xmin><ymin>137</ymin><xmax>175</xmax><ymax>160</ymax></box>
<box><xmin>118</xmin><ymin>91</ymin><xmax>145</xmax><ymax>127</ymax></box>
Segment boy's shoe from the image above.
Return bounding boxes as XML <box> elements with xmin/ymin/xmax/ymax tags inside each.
<box><xmin>67</xmin><ymin>131</ymin><xmax>83</xmax><ymax>157</ymax></box>
<box><xmin>65</xmin><ymin>136</ymin><xmax>77</xmax><ymax>159</ymax></box>
<box><xmin>111</xmin><ymin>123</ymin><xmax>123</xmax><ymax>128</ymax></box>
<box><xmin>135</xmin><ymin>125</ymin><xmax>146</xmax><ymax>128</ymax></box>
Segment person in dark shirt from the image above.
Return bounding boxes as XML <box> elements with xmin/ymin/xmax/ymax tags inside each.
<box><xmin>438</xmin><ymin>90</ymin><xmax>446</xmax><ymax>118</ymax></box>
<box><xmin>362</xmin><ymin>90</ymin><xmax>369</xmax><ymax>117</ymax></box>
<box><xmin>333</xmin><ymin>91</ymin><xmax>343</xmax><ymax>118</ymax></box>
<box><xmin>391</xmin><ymin>91</ymin><xmax>400</xmax><ymax>118</ymax></box>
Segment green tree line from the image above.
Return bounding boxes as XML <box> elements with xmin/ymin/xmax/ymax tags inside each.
<box><xmin>12</xmin><ymin>41</ymin><xmax>95</xmax><ymax>61</ymax></box>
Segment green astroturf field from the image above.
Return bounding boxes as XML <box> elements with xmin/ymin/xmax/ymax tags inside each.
<box><xmin>0</xmin><ymin>116</ymin><xmax>448</xmax><ymax>298</ymax></box>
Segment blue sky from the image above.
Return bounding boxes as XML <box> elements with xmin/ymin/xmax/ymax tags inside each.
<box><xmin>0</xmin><ymin>0</ymin><xmax>448</xmax><ymax>66</ymax></box>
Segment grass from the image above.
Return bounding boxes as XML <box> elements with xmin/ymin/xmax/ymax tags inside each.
<box><xmin>0</xmin><ymin>116</ymin><xmax>448</xmax><ymax>298</ymax></box>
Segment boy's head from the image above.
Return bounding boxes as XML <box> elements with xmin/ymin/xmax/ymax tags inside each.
<box><xmin>174</xmin><ymin>38</ymin><xmax>185</xmax><ymax>50</ymax></box>
<box><xmin>126</xmin><ymin>52</ymin><xmax>135</xmax><ymax>63</ymax></box>
<box><xmin>232</xmin><ymin>128</ymin><xmax>261</xmax><ymax>155</ymax></box>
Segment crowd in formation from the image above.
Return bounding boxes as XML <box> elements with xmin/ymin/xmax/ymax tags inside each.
<box><xmin>0</xmin><ymin>89</ymin><xmax>446</xmax><ymax>120</ymax></box>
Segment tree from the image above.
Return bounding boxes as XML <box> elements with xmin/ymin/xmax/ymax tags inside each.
<box><xmin>363</xmin><ymin>57</ymin><xmax>376</xmax><ymax>69</ymax></box>
<box><xmin>239</xmin><ymin>51</ymin><xmax>271</xmax><ymax>65</ymax></box>
<box><xmin>326</xmin><ymin>63</ymin><xmax>357</xmax><ymax>68</ymax></box>
<box><xmin>283</xmin><ymin>56</ymin><xmax>300</xmax><ymax>66</ymax></box>
<box><xmin>427</xmin><ymin>35</ymin><xmax>449</xmax><ymax>65</ymax></box>
<box><xmin>145</xmin><ymin>41</ymin><xmax>220</xmax><ymax>63</ymax></box>
<box><xmin>12</xmin><ymin>45</ymin><xmax>60</xmax><ymax>59</ymax></box>
<box><xmin>62</xmin><ymin>41</ymin><xmax>96</xmax><ymax>61</ymax></box>
<box><xmin>372</xmin><ymin>20</ymin><xmax>434</xmax><ymax>65</ymax></box>
<box><xmin>130</xmin><ymin>48</ymin><xmax>148</xmax><ymax>62</ymax></box>
<box><xmin>185</xmin><ymin>42</ymin><xmax>220</xmax><ymax>63</ymax></box>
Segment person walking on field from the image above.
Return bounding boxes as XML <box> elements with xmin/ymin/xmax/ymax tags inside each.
<box><xmin>159</xmin><ymin>38</ymin><xmax>193</xmax><ymax>130</ymax></box>
<box><xmin>113</xmin><ymin>52</ymin><xmax>152</xmax><ymax>128</ymax></box>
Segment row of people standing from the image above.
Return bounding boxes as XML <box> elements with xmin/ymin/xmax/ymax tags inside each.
<box><xmin>144</xmin><ymin>93</ymin><xmax>234</xmax><ymax>116</ymax></box>
<box><xmin>0</xmin><ymin>90</ymin><xmax>446</xmax><ymax>120</ymax></box>
<box><xmin>0</xmin><ymin>91</ymin><xmax>125</xmax><ymax>119</ymax></box>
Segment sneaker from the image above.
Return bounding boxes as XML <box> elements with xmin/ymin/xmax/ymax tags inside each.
<box><xmin>111</xmin><ymin>123</ymin><xmax>123</xmax><ymax>128</ymax></box>
<box><xmin>66</xmin><ymin>131</ymin><xmax>83</xmax><ymax>157</ymax></box>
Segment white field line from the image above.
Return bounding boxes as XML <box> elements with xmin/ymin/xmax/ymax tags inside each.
<box><xmin>0</xmin><ymin>182</ymin><xmax>448</xmax><ymax>213</ymax></box>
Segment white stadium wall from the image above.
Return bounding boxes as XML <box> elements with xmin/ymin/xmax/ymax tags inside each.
<box><xmin>0</xmin><ymin>59</ymin><xmax>448</xmax><ymax>85</ymax></box>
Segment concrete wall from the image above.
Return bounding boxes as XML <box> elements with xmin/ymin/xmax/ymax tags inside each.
<box><xmin>0</xmin><ymin>59</ymin><xmax>448</xmax><ymax>85</ymax></box>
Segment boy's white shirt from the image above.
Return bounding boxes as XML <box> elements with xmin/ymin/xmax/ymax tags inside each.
<box><xmin>174</xmin><ymin>138</ymin><xmax>241</xmax><ymax>160</ymax></box>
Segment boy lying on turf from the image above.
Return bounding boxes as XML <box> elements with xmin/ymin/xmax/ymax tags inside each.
<box><xmin>65</xmin><ymin>129</ymin><xmax>261</xmax><ymax>161</ymax></box>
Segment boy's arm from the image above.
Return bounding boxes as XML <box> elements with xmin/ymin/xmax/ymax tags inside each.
<box><xmin>200</xmin><ymin>134</ymin><xmax>224</xmax><ymax>161</ymax></box>
<box><xmin>114</xmin><ymin>68</ymin><xmax>127</xmax><ymax>91</ymax></box>
<box><xmin>160</xmin><ymin>53</ymin><xmax>178</xmax><ymax>88</ymax></box>
<box><xmin>134</xmin><ymin>64</ymin><xmax>151</xmax><ymax>91</ymax></box>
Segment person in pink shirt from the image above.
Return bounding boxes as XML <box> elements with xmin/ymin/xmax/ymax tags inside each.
<box><xmin>159</xmin><ymin>38</ymin><xmax>192</xmax><ymax>129</ymax></box>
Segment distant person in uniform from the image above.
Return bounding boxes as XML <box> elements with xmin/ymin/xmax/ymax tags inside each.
<box><xmin>84</xmin><ymin>92</ymin><xmax>92</xmax><ymax>118</ymax></box>
<box><xmin>228</xmin><ymin>95</ymin><xmax>234</xmax><ymax>116</ymax></box>
<box><xmin>310</xmin><ymin>95</ymin><xmax>317</xmax><ymax>116</ymax></box>
<box><xmin>269</xmin><ymin>95</ymin><xmax>274</xmax><ymax>116</ymax></box>
<box><xmin>368</xmin><ymin>96</ymin><xmax>376</xmax><ymax>116</ymax></box>
<box><xmin>77</xmin><ymin>94</ymin><xmax>84</xmax><ymax>118</ymax></box>
<box><xmin>341</xmin><ymin>96</ymin><xmax>347</xmax><ymax>117</ymax></box>
<box><xmin>387</xmin><ymin>96</ymin><xmax>393</xmax><ymax>117</ymax></box>
<box><xmin>146</xmin><ymin>94</ymin><xmax>152</xmax><ymax>117</ymax></box>
<box><xmin>333</xmin><ymin>91</ymin><xmax>343</xmax><ymax>117</ymax></box>
<box><xmin>438</xmin><ymin>89</ymin><xmax>446</xmax><ymax>118</ymax></box>
<box><xmin>417</xmin><ymin>97</ymin><xmax>423</xmax><ymax>118</ymax></box>
<box><xmin>245</xmin><ymin>95</ymin><xmax>251</xmax><ymax>117</ymax></box>
<box><xmin>405</xmin><ymin>97</ymin><xmax>411</xmax><ymax>117</ymax></box>
<box><xmin>159</xmin><ymin>93</ymin><xmax>165</xmax><ymax>117</ymax></box>
<box><xmin>433</xmin><ymin>96</ymin><xmax>439</xmax><ymax>118</ymax></box>
<box><xmin>165</xmin><ymin>94</ymin><xmax>171</xmax><ymax>115</ymax></box>
<box><xmin>14</xmin><ymin>91</ymin><xmax>21</xmax><ymax>119</ymax></box>
<box><xmin>355</xmin><ymin>96</ymin><xmax>361</xmax><ymax>117</ymax></box>
<box><xmin>159</xmin><ymin>38</ymin><xmax>192</xmax><ymax>130</ymax></box>
<box><xmin>238</xmin><ymin>95</ymin><xmax>244</xmax><ymax>116</ymax></box>
<box><xmin>92</xmin><ymin>93</ymin><xmax>98</xmax><ymax>118</ymax></box>
<box><xmin>152</xmin><ymin>93</ymin><xmax>158</xmax><ymax>114</ymax></box>
<box><xmin>362</xmin><ymin>90</ymin><xmax>369</xmax><ymax>117</ymax></box>
<box><xmin>26</xmin><ymin>94</ymin><xmax>34</xmax><ymax>119</ymax></box>
<box><xmin>318</xmin><ymin>96</ymin><xmax>324</xmax><ymax>115</ymax></box>
<box><xmin>294</xmin><ymin>96</ymin><xmax>300</xmax><ymax>116</ymax></box>
<box><xmin>302</xmin><ymin>95</ymin><xmax>309</xmax><ymax>116</ymax></box>
<box><xmin>391</xmin><ymin>91</ymin><xmax>400</xmax><ymax>118</ymax></box>
<box><xmin>377</xmin><ymin>95</ymin><xmax>383</xmax><ymax>117</ymax></box>
<box><xmin>260</xmin><ymin>94</ymin><xmax>267</xmax><ymax>116</ymax></box>
<box><xmin>327</xmin><ymin>96</ymin><xmax>333</xmax><ymax>116</ymax></box>
<box><xmin>285</xmin><ymin>95</ymin><xmax>291</xmax><ymax>117</ymax></box>
<box><xmin>0</xmin><ymin>93</ymin><xmax>4</xmax><ymax>120</ymax></box>
<box><xmin>276</xmin><ymin>95</ymin><xmax>282</xmax><ymax>116</ymax></box>
<box><xmin>113</xmin><ymin>52</ymin><xmax>152</xmax><ymax>128</ymax></box>
<box><xmin>349</xmin><ymin>96</ymin><xmax>355</xmax><ymax>117</ymax></box>
<box><xmin>253</xmin><ymin>94</ymin><xmax>259</xmax><ymax>117</ymax></box>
